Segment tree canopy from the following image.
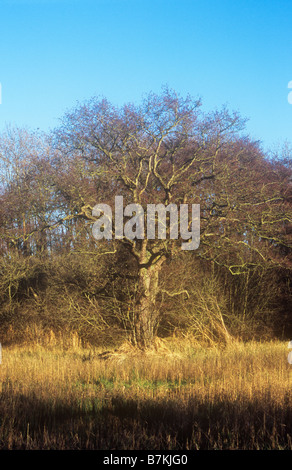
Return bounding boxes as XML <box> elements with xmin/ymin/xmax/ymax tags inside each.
<box><xmin>0</xmin><ymin>88</ymin><xmax>291</xmax><ymax>347</ymax></box>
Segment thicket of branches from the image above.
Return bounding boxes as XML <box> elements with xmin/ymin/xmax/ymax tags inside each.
<box><xmin>0</xmin><ymin>89</ymin><xmax>291</xmax><ymax>347</ymax></box>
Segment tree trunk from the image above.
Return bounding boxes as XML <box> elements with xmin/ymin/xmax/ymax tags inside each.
<box><xmin>132</xmin><ymin>243</ymin><xmax>165</xmax><ymax>349</ymax></box>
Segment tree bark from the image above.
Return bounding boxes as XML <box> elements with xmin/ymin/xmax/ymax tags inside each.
<box><xmin>132</xmin><ymin>242</ymin><xmax>166</xmax><ymax>349</ymax></box>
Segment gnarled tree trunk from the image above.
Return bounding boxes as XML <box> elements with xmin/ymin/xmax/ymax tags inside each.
<box><xmin>132</xmin><ymin>242</ymin><xmax>166</xmax><ymax>349</ymax></box>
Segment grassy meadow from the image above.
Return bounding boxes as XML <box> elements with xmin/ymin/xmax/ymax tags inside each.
<box><xmin>0</xmin><ymin>334</ymin><xmax>292</xmax><ymax>450</ymax></box>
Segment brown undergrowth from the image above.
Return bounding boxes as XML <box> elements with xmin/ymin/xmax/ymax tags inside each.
<box><xmin>0</xmin><ymin>337</ymin><xmax>291</xmax><ymax>449</ymax></box>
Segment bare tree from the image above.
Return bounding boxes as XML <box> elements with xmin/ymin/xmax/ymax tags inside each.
<box><xmin>50</xmin><ymin>88</ymin><xmax>292</xmax><ymax>348</ymax></box>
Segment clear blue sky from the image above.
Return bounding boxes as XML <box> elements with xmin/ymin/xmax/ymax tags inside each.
<box><xmin>0</xmin><ymin>0</ymin><xmax>291</xmax><ymax>152</ymax></box>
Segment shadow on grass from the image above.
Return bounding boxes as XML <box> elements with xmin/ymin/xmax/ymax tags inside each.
<box><xmin>0</xmin><ymin>390</ymin><xmax>292</xmax><ymax>450</ymax></box>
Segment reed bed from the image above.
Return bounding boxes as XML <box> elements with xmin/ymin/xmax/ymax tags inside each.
<box><xmin>0</xmin><ymin>338</ymin><xmax>291</xmax><ymax>449</ymax></box>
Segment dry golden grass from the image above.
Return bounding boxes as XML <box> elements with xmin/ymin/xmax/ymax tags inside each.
<box><xmin>0</xmin><ymin>336</ymin><xmax>292</xmax><ymax>449</ymax></box>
